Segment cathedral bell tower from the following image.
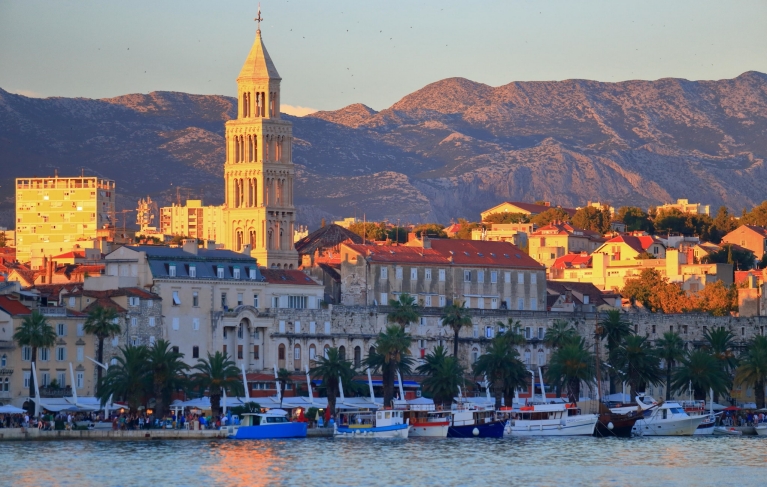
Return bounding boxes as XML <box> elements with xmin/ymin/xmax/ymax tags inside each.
<box><xmin>223</xmin><ymin>19</ymin><xmax>298</xmax><ymax>269</ymax></box>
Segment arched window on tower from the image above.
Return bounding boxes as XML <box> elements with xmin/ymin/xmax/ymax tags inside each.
<box><xmin>338</xmin><ymin>346</ymin><xmax>346</xmax><ymax>361</ymax></box>
<box><xmin>249</xmin><ymin>229</ymin><xmax>256</xmax><ymax>249</ymax></box>
<box><xmin>236</xmin><ymin>229</ymin><xmax>244</xmax><ymax>251</ymax></box>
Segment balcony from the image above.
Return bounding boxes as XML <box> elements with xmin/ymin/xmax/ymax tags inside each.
<box><xmin>0</xmin><ymin>340</ymin><xmax>15</xmax><ymax>350</ymax></box>
<box><xmin>39</xmin><ymin>306</ymin><xmax>67</xmax><ymax>317</ymax></box>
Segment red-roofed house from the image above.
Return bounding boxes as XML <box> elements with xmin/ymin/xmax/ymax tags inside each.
<box><xmin>339</xmin><ymin>237</ymin><xmax>546</xmax><ymax>310</ymax></box>
<box><xmin>480</xmin><ymin>201</ymin><xmax>578</xmax><ymax>221</ymax></box>
<box><xmin>549</xmin><ymin>252</ymin><xmax>593</xmax><ymax>279</ymax></box>
<box><xmin>593</xmin><ymin>234</ymin><xmax>666</xmax><ymax>261</ymax></box>
<box><xmin>722</xmin><ymin>225</ymin><xmax>767</xmax><ymax>261</ymax></box>
<box><xmin>528</xmin><ymin>222</ymin><xmax>605</xmax><ymax>267</ymax></box>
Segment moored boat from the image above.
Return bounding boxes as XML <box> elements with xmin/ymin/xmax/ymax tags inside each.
<box><xmin>226</xmin><ymin>409</ymin><xmax>307</xmax><ymax>439</ymax></box>
<box><xmin>447</xmin><ymin>404</ymin><xmax>504</xmax><ymax>438</ymax></box>
<box><xmin>612</xmin><ymin>397</ymin><xmax>705</xmax><ymax>436</ymax></box>
<box><xmin>594</xmin><ymin>403</ymin><xmax>644</xmax><ymax>437</ymax></box>
<box><xmin>334</xmin><ymin>409</ymin><xmax>410</xmax><ymax>439</ymax></box>
<box><xmin>403</xmin><ymin>409</ymin><xmax>451</xmax><ymax>437</ymax></box>
<box><xmin>504</xmin><ymin>403</ymin><xmax>598</xmax><ymax>437</ymax></box>
<box><xmin>714</xmin><ymin>426</ymin><xmax>743</xmax><ymax>436</ymax></box>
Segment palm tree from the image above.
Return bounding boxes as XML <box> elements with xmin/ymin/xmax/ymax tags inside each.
<box><xmin>310</xmin><ymin>347</ymin><xmax>355</xmax><ymax>419</ymax></box>
<box><xmin>655</xmin><ymin>331</ymin><xmax>686</xmax><ymax>400</ymax></box>
<box><xmin>441</xmin><ymin>300</ymin><xmax>473</xmax><ymax>357</ymax></box>
<box><xmin>97</xmin><ymin>345</ymin><xmax>150</xmax><ymax>413</ymax></box>
<box><xmin>735</xmin><ymin>335</ymin><xmax>767</xmax><ymax>409</ymax></box>
<box><xmin>702</xmin><ymin>326</ymin><xmax>738</xmax><ymax>402</ymax></box>
<box><xmin>544</xmin><ymin>320</ymin><xmax>579</xmax><ymax>349</ymax></box>
<box><xmin>546</xmin><ymin>338</ymin><xmax>595</xmax><ymax>403</ymax></box>
<box><xmin>146</xmin><ymin>339</ymin><xmax>188</xmax><ymax>416</ymax></box>
<box><xmin>611</xmin><ymin>335</ymin><xmax>662</xmax><ymax>397</ymax></box>
<box><xmin>191</xmin><ymin>351</ymin><xmax>243</xmax><ymax>417</ymax></box>
<box><xmin>83</xmin><ymin>305</ymin><xmax>121</xmax><ymax>393</ymax></box>
<box><xmin>673</xmin><ymin>350</ymin><xmax>731</xmax><ymax>401</ymax></box>
<box><xmin>364</xmin><ymin>325</ymin><xmax>413</xmax><ymax>407</ymax></box>
<box><xmin>277</xmin><ymin>368</ymin><xmax>293</xmax><ymax>407</ymax></box>
<box><xmin>473</xmin><ymin>333</ymin><xmax>527</xmax><ymax>409</ymax></box>
<box><xmin>416</xmin><ymin>345</ymin><xmax>466</xmax><ymax>405</ymax></box>
<box><xmin>597</xmin><ymin>309</ymin><xmax>633</xmax><ymax>393</ymax></box>
<box><xmin>498</xmin><ymin>318</ymin><xmax>528</xmax><ymax>347</ymax></box>
<box><xmin>13</xmin><ymin>310</ymin><xmax>56</xmax><ymax>412</ymax></box>
<box><xmin>387</xmin><ymin>293</ymin><xmax>420</xmax><ymax>329</ymax></box>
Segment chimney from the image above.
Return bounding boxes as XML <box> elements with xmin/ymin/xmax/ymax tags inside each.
<box><xmin>544</xmin><ymin>201</ymin><xmax>551</xmax><ymax>207</ymax></box>
<box><xmin>47</xmin><ymin>259</ymin><xmax>54</xmax><ymax>284</ymax></box>
<box><xmin>422</xmin><ymin>236</ymin><xmax>431</xmax><ymax>249</ymax></box>
<box><xmin>407</xmin><ymin>232</ymin><xmax>417</xmax><ymax>243</ymax></box>
<box><xmin>182</xmin><ymin>239</ymin><xmax>198</xmax><ymax>255</ymax></box>
<box><xmin>241</xmin><ymin>244</ymin><xmax>252</xmax><ymax>255</ymax></box>
<box><xmin>207</xmin><ymin>240</ymin><xmax>216</xmax><ymax>250</ymax></box>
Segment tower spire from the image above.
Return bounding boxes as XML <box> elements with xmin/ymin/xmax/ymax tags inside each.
<box><xmin>255</xmin><ymin>4</ymin><xmax>263</xmax><ymax>34</ymax></box>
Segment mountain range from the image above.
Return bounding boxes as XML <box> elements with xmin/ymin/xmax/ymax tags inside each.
<box><xmin>1</xmin><ymin>71</ymin><xmax>767</xmax><ymax>229</ymax></box>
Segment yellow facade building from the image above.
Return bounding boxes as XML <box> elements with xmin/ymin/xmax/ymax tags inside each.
<box><xmin>159</xmin><ymin>200</ymin><xmax>224</xmax><ymax>242</ymax></box>
<box><xmin>15</xmin><ymin>177</ymin><xmax>115</xmax><ymax>265</ymax></box>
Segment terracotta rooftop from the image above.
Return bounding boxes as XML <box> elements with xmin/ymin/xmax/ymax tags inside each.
<box><xmin>547</xmin><ymin>281</ymin><xmax>607</xmax><ymax>308</ymax></box>
<box><xmin>295</xmin><ymin>224</ymin><xmax>364</xmax><ymax>256</ymax></box>
<box><xmin>0</xmin><ymin>295</ymin><xmax>32</xmax><ymax>316</ymax></box>
<box><xmin>530</xmin><ymin>222</ymin><xmax>603</xmax><ymax>239</ymax></box>
<box><xmin>603</xmin><ymin>235</ymin><xmax>663</xmax><ymax>254</ymax></box>
<box><xmin>260</xmin><ymin>269</ymin><xmax>321</xmax><ymax>286</ymax></box>
<box><xmin>551</xmin><ymin>252</ymin><xmax>592</xmax><ymax>270</ymax></box>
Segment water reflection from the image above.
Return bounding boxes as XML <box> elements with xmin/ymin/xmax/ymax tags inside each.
<box><xmin>0</xmin><ymin>436</ymin><xmax>765</xmax><ymax>487</ymax></box>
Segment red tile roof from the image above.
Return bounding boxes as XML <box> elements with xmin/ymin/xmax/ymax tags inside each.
<box><xmin>83</xmin><ymin>297</ymin><xmax>127</xmax><ymax>314</ymax></box>
<box><xmin>260</xmin><ymin>269</ymin><xmax>322</xmax><ymax>286</ymax></box>
<box><xmin>531</xmin><ymin>222</ymin><xmax>603</xmax><ymax>239</ymax></box>
<box><xmin>345</xmin><ymin>239</ymin><xmax>544</xmax><ymax>269</ymax></box>
<box><xmin>51</xmin><ymin>250</ymin><xmax>86</xmax><ymax>260</ymax></box>
<box><xmin>603</xmin><ymin>235</ymin><xmax>663</xmax><ymax>254</ymax></box>
<box><xmin>551</xmin><ymin>252</ymin><xmax>592</xmax><ymax>270</ymax></box>
<box><xmin>0</xmin><ymin>296</ymin><xmax>32</xmax><ymax>316</ymax></box>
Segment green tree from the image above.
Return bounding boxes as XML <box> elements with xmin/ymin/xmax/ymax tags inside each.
<box><xmin>708</xmin><ymin>206</ymin><xmax>738</xmax><ymax>244</ymax></box>
<box><xmin>497</xmin><ymin>318</ymin><xmax>528</xmax><ymax>347</ymax></box>
<box><xmin>453</xmin><ymin>218</ymin><xmax>481</xmax><ymax>240</ymax></box>
<box><xmin>616</xmin><ymin>206</ymin><xmax>653</xmax><ymax>232</ymax></box>
<box><xmin>741</xmin><ymin>201</ymin><xmax>767</xmax><ymax>227</ymax></box>
<box><xmin>309</xmin><ymin>347</ymin><xmax>355</xmax><ymax>419</ymax></box>
<box><xmin>348</xmin><ymin>221</ymin><xmax>389</xmax><ymax>241</ymax></box>
<box><xmin>386</xmin><ymin>226</ymin><xmax>408</xmax><ymax>244</ymax></box>
<box><xmin>701</xmin><ymin>244</ymin><xmax>755</xmax><ymax>270</ymax></box>
<box><xmin>611</xmin><ymin>335</ymin><xmax>662</xmax><ymax>397</ymax></box>
<box><xmin>387</xmin><ymin>293</ymin><xmax>420</xmax><ymax>328</ymax></box>
<box><xmin>672</xmin><ymin>350</ymin><xmax>731</xmax><ymax>401</ymax></box>
<box><xmin>530</xmin><ymin>208</ymin><xmax>572</xmax><ymax>227</ymax></box>
<box><xmin>441</xmin><ymin>300</ymin><xmax>473</xmax><ymax>357</ymax></box>
<box><xmin>83</xmin><ymin>305</ymin><xmax>122</xmax><ymax>393</ymax></box>
<box><xmin>655</xmin><ymin>331</ymin><xmax>686</xmax><ymax>400</ymax></box>
<box><xmin>473</xmin><ymin>333</ymin><xmax>528</xmax><ymax>409</ymax></box>
<box><xmin>13</xmin><ymin>310</ymin><xmax>56</xmax><ymax>412</ymax></box>
<box><xmin>277</xmin><ymin>368</ymin><xmax>293</xmax><ymax>407</ymax></box>
<box><xmin>695</xmin><ymin>281</ymin><xmax>738</xmax><ymax>316</ymax></box>
<box><xmin>416</xmin><ymin>345</ymin><xmax>466</xmax><ymax>405</ymax></box>
<box><xmin>412</xmin><ymin>223</ymin><xmax>447</xmax><ymax>238</ymax></box>
<box><xmin>482</xmin><ymin>212</ymin><xmax>530</xmax><ymax>224</ymax></box>
<box><xmin>147</xmin><ymin>339</ymin><xmax>189</xmax><ymax>416</ymax></box>
<box><xmin>97</xmin><ymin>345</ymin><xmax>150</xmax><ymax>413</ymax></box>
<box><xmin>734</xmin><ymin>335</ymin><xmax>767</xmax><ymax>409</ymax></box>
<box><xmin>621</xmin><ymin>269</ymin><xmax>666</xmax><ymax>311</ymax></box>
<box><xmin>572</xmin><ymin>205</ymin><xmax>612</xmax><ymax>234</ymax></box>
<box><xmin>544</xmin><ymin>320</ymin><xmax>578</xmax><ymax>349</ymax></box>
<box><xmin>191</xmin><ymin>351</ymin><xmax>243</xmax><ymax>417</ymax></box>
<box><xmin>703</xmin><ymin>326</ymin><xmax>739</xmax><ymax>375</ymax></box>
<box><xmin>364</xmin><ymin>325</ymin><xmax>413</xmax><ymax>407</ymax></box>
<box><xmin>546</xmin><ymin>338</ymin><xmax>595</xmax><ymax>402</ymax></box>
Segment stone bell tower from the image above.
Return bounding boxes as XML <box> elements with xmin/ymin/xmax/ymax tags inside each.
<box><xmin>223</xmin><ymin>19</ymin><xmax>298</xmax><ymax>269</ymax></box>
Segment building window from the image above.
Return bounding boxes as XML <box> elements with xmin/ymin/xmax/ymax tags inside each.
<box><xmin>294</xmin><ymin>344</ymin><xmax>301</xmax><ymax>360</ymax></box>
<box><xmin>472</xmin><ymin>348</ymin><xmax>479</xmax><ymax>364</ymax></box>
<box><xmin>172</xmin><ymin>317</ymin><xmax>179</xmax><ymax>330</ymax></box>
<box><xmin>380</xmin><ymin>293</ymin><xmax>388</xmax><ymax>305</ymax></box>
<box><xmin>192</xmin><ymin>292</ymin><xmax>199</xmax><ymax>307</ymax></box>
<box><xmin>485</xmin><ymin>326</ymin><xmax>494</xmax><ymax>339</ymax></box>
<box><xmin>149</xmin><ymin>317</ymin><xmax>155</xmax><ymax>327</ymax></box>
<box><xmin>76</xmin><ymin>372</ymin><xmax>84</xmax><ymax>389</ymax></box>
<box><xmin>131</xmin><ymin>317</ymin><xmax>137</xmax><ymax>327</ymax></box>
<box><xmin>23</xmin><ymin>371</ymin><xmax>30</xmax><ymax>389</ymax></box>
<box><xmin>324</xmin><ymin>321</ymin><xmax>331</xmax><ymax>334</ymax></box>
<box><xmin>538</xmin><ymin>327</ymin><xmax>544</xmax><ymax>340</ymax></box>
<box><xmin>425</xmin><ymin>268</ymin><xmax>432</xmax><ymax>280</ymax></box>
<box><xmin>309</xmin><ymin>344</ymin><xmax>316</xmax><ymax>360</ymax></box>
<box><xmin>518</xmin><ymin>272</ymin><xmax>524</xmax><ymax>284</ymax></box>
<box><xmin>531</xmin><ymin>273</ymin><xmax>537</xmax><ymax>284</ymax></box>
<box><xmin>538</xmin><ymin>349</ymin><xmax>545</xmax><ymax>365</ymax></box>
<box><xmin>491</xmin><ymin>298</ymin><xmax>498</xmax><ymax>309</ymax></box>
<box><xmin>354</xmin><ymin>346</ymin><xmax>361</xmax><ymax>368</ymax></box>
<box><xmin>169</xmin><ymin>265</ymin><xmax>176</xmax><ymax>277</ymax></box>
<box><xmin>68</xmin><ymin>297</ymin><xmax>76</xmax><ymax>308</ymax></box>
<box><xmin>395</xmin><ymin>267</ymin><xmax>403</xmax><ymax>279</ymax></box>
<box><xmin>189</xmin><ymin>265</ymin><xmax>196</xmax><ymax>278</ymax></box>
<box><xmin>490</xmin><ymin>271</ymin><xmax>497</xmax><ymax>284</ymax></box>
<box><xmin>253</xmin><ymin>295</ymin><xmax>259</xmax><ymax>308</ymax></box>
<box><xmin>129</xmin><ymin>297</ymin><xmax>140</xmax><ymax>307</ymax></box>
<box><xmin>518</xmin><ymin>298</ymin><xmax>524</xmax><ymax>310</ymax></box>
<box><xmin>477</xmin><ymin>271</ymin><xmax>484</xmax><ymax>283</ymax></box>
<box><xmin>294</xmin><ymin>321</ymin><xmax>301</xmax><ymax>334</ymax></box>
<box><xmin>530</xmin><ymin>298</ymin><xmax>538</xmax><ymax>311</ymax></box>
<box><xmin>464</xmin><ymin>270</ymin><xmax>471</xmax><ymax>282</ymax></box>
<box><xmin>272</xmin><ymin>296</ymin><xmax>280</xmax><ymax>308</ymax></box>
<box><xmin>410</xmin><ymin>268</ymin><xmax>418</xmax><ymax>280</ymax></box>
<box><xmin>279</xmin><ymin>321</ymin><xmax>286</xmax><ymax>333</ymax></box>
<box><xmin>76</xmin><ymin>323</ymin><xmax>84</xmax><ymax>336</ymax></box>
<box><xmin>193</xmin><ymin>318</ymin><xmax>200</xmax><ymax>330</ymax></box>
<box><xmin>76</xmin><ymin>346</ymin><xmax>84</xmax><ymax>362</ymax></box>
<box><xmin>237</xmin><ymin>293</ymin><xmax>244</xmax><ymax>306</ymax></box>
<box><xmin>131</xmin><ymin>336</ymin><xmax>139</xmax><ymax>347</ymax></box>
<box><xmin>380</xmin><ymin>267</ymin><xmax>388</xmax><ymax>280</ymax></box>
<box><xmin>338</xmin><ymin>346</ymin><xmax>346</xmax><ymax>361</ymax></box>
<box><xmin>424</xmin><ymin>295</ymin><xmax>432</xmax><ymax>307</ymax></box>
<box><xmin>39</xmin><ymin>348</ymin><xmax>50</xmax><ymax>361</ymax></box>
<box><xmin>238</xmin><ymin>324</ymin><xmax>244</xmax><ymax>339</ymax></box>
<box><xmin>56</xmin><ymin>346</ymin><xmax>66</xmax><ymax>361</ymax></box>
<box><xmin>309</xmin><ymin>321</ymin><xmax>316</xmax><ymax>333</ymax></box>
<box><xmin>651</xmin><ymin>325</ymin><xmax>656</xmax><ymax>334</ymax></box>
<box><xmin>439</xmin><ymin>269</ymin><xmax>446</xmax><ymax>281</ymax></box>
<box><xmin>249</xmin><ymin>268</ymin><xmax>257</xmax><ymax>280</ymax></box>
<box><xmin>683</xmin><ymin>325</ymin><xmax>688</xmax><ymax>334</ymax></box>
<box><xmin>233</xmin><ymin>267</ymin><xmax>241</xmax><ymax>279</ymax></box>
<box><xmin>524</xmin><ymin>349</ymin><xmax>531</xmax><ymax>365</ymax></box>
<box><xmin>473</xmin><ymin>325</ymin><xmax>479</xmax><ymax>338</ymax></box>
<box><xmin>439</xmin><ymin>295</ymin><xmax>446</xmax><ymax>307</ymax></box>
<box><xmin>504</xmin><ymin>272</ymin><xmax>511</xmax><ymax>283</ymax></box>
<box><xmin>56</xmin><ymin>323</ymin><xmax>66</xmax><ymax>336</ymax></box>
<box><xmin>221</xmin><ymin>292</ymin><xmax>228</xmax><ymax>309</ymax></box>
<box><xmin>172</xmin><ymin>291</ymin><xmax>181</xmax><ymax>306</ymax></box>
<box><xmin>278</xmin><ymin>345</ymin><xmax>286</xmax><ymax>360</ymax></box>
<box><xmin>223</xmin><ymin>345</ymin><xmax>227</xmax><ymax>355</ymax></box>
<box><xmin>238</xmin><ymin>345</ymin><xmax>244</xmax><ymax>360</ymax></box>
<box><xmin>525</xmin><ymin>327</ymin><xmax>532</xmax><ymax>339</ymax></box>
<box><xmin>217</xmin><ymin>266</ymin><xmax>225</xmax><ymax>279</ymax></box>
<box><xmin>288</xmin><ymin>296</ymin><xmax>307</xmax><ymax>309</ymax></box>
<box><xmin>742</xmin><ymin>327</ymin><xmax>746</xmax><ymax>336</ymax></box>
<box><xmin>253</xmin><ymin>345</ymin><xmax>259</xmax><ymax>359</ymax></box>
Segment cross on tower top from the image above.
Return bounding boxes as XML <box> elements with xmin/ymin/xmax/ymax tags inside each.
<box><xmin>254</xmin><ymin>5</ymin><xmax>263</xmax><ymax>32</ymax></box>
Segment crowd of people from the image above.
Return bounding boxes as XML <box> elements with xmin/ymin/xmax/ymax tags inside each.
<box><xmin>721</xmin><ymin>411</ymin><xmax>767</xmax><ymax>427</ymax></box>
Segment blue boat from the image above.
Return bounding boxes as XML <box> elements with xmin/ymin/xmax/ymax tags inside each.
<box><xmin>447</xmin><ymin>407</ymin><xmax>505</xmax><ymax>438</ymax></box>
<box><xmin>334</xmin><ymin>409</ymin><xmax>410</xmax><ymax>438</ymax></box>
<box><xmin>226</xmin><ymin>409</ymin><xmax>307</xmax><ymax>439</ymax></box>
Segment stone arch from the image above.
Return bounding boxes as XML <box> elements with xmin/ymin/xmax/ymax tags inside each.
<box><xmin>278</xmin><ymin>343</ymin><xmax>286</xmax><ymax>369</ymax></box>
<box><xmin>354</xmin><ymin>346</ymin><xmax>361</xmax><ymax>368</ymax></box>
<box><xmin>338</xmin><ymin>345</ymin><xmax>346</xmax><ymax>361</ymax></box>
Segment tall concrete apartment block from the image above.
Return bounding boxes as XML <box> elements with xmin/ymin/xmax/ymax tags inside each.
<box><xmin>159</xmin><ymin>200</ymin><xmax>224</xmax><ymax>242</ymax></box>
<box><xmin>222</xmin><ymin>26</ymin><xmax>298</xmax><ymax>269</ymax></box>
<box><xmin>15</xmin><ymin>176</ymin><xmax>115</xmax><ymax>265</ymax></box>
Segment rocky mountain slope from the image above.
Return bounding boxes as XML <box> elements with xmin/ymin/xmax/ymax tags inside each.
<box><xmin>1</xmin><ymin>71</ymin><xmax>766</xmax><ymax>228</ymax></box>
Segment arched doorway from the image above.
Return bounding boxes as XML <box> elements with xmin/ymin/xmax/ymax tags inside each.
<box><xmin>278</xmin><ymin>343</ymin><xmax>286</xmax><ymax>369</ymax></box>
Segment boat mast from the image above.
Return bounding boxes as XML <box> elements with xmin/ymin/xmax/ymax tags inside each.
<box><xmin>594</xmin><ymin>312</ymin><xmax>603</xmax><ymax>413</ymax></box>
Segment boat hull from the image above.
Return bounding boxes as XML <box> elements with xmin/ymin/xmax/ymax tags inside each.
<box><xmin>334</xmin><ymin>423</ymin><xmax>410</xmax><ymax>439</ymax></box>
<box><xmin>755</xmin><ymin>426</ymin><xmax>767</xmax><ymax>436</ymax></box>
<box><xmin>693</xmin><ymin>421</ymin><xmax>715</xmax><ymax>435</ymax></box>
<box><xmin>409</xmin><ymin>422</ymin><xmax>449</xmax><ymax>438</ymax></box>
<box><xmin>714</xmin><ymin>427</ymin><xmax>743</xmax><ymax>436</ymax></box>
<box><xmin>633</xmin><ymin>415</ymin><xmax>704</xmax><ymax>436</ymax></box>
<box><xmin>229</xmin><ymin>422</ymin><xmax>307</xmax><ymax>439</ymax></box>
<box><xmin>506</xmin><ymin>416</ymin><xmax>598</xmax><ymax>437</ymax></box>
<box><xmin>594</xmin><ymin>413</ymin><xmax>641</xmax><ymax>438</ymax></box>
<box><xmin>447</xmin><ymin>420</ymin><xmax>505</xmax><ymax>438</ymax></box>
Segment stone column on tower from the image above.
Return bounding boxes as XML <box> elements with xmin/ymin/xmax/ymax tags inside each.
<box><xmin>222</xmin><ymin>24</ymin><xmax>298</xmax><ymax>269</ymax></box>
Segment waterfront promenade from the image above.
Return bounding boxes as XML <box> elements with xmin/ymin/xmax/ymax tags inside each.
<box><xmin>0</xmin><ymin>426</ymin><xmax>333</xmax><ymax>441</ymax></box>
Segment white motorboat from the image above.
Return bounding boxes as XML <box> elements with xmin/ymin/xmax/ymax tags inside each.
<box><xmin>403</xmin><ymin>409</ymin><xmax>451</xmax><ymax>438</ymax></box>
<box><xmin>504</xmin><ymin>403</ymin><xmax>598</xmax><ymax>437</ymax></box>
<box><xmin>755</xmin><ymin>425</ymin><xmax>767</xmax><ymax>436</ymax></box>
<box><xmin>714</xmin><ymin>426</ymin><xmax>743</xmax><ymax>436</ymax></box>
<box><xmin>693</xmin><ymin>414</ymin><xmax>716</xmax><ymax>435</ymax></box>
<box><xmin>334</xmin><ymin>409</ymin><xmax>410</xmax><ymax>439</ymax></box>
<box><xmin>612</xmin><ymin>397</ymin><xmax>704</xmax><ymax>436</ymax></box>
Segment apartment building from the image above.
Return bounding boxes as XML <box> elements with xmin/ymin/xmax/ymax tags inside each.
<box><xmin>159</xmin><ymin>200</ymin><xmax>224</xmax><ymax>243</ymax></box>
<box><xmin>15</xmin><ymin>176</ymin><xmax>115</xmax><ymax>265</ymax></box>
<box><xmin>722</xmin><ymin>225</ymin><xmax>767</xmax><ymax>261</ymax></box>
<box><xmin>528</xmin><ymin>222</ymin><xmax>604</xmax><ymax>268</ymax></box>
<box><xmin>655</xmin><ymin>198</ymin><xmax>710</xmax><ymax>216</ymax></box>
<box><xmin>338</xmin><ymin>238</ymin><xmax>546</xmax><ymax>311</ymax></box>
<box><xmin>471</xmin><ymin>223</ymin><xmax>533</xmax><ymax>247</ymax></box>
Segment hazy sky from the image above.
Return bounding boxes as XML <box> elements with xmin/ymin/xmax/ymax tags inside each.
<box><xmin>1</xmin><ymin>0</ymin><xmax>765</xmax><ymax>114</ymax></box>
